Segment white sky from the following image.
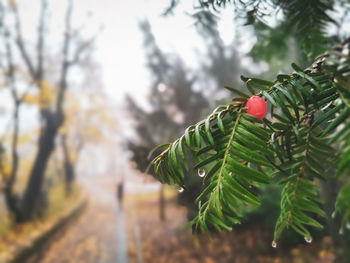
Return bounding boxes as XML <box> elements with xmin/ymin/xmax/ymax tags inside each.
<box><xmin>4</xmin><ymin>0</ymin><xmax>349</xmax><ymax>115</ymax></box>
<box><xmin>71</xmin><ymin>0</ymin><xmax>235</xmax><ymax>104</ymax></box>
<box><xmin>0</xmin><ymin>0</ymin><xmax>237</xmax><ymax>134</ymax></box>
<box><xmin>44</xmin><ymin>0</ymin><xmax>235</xmax><ymax>104</ymax></box>
<box><xmin>0</xmin><ymin>0</ymin><xmax>237</xmax><ymax>171</ymax></box>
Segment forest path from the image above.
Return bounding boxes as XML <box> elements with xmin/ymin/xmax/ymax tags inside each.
<box><xmin>26</xmin><ymin>175</ymin><xmax>127</xmax><ymax>263</ymax></box>
<box><xmin>116</xmin><ymin>207</ymin><xmax>128</xmax><ymax>263</ymax></box>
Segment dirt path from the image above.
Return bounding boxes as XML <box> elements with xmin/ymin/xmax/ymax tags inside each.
<box><xmin>27</xmin><ymin>176</ymin><xmax>128</xmax><ymax>263</ymax></box>
<box><xmin>124</xmin><ymin>187</ymin><xmax>338</xmax><ymax>263</ymax></box>
<box><xmin>25</xmin><ymin>177</ymin><xmax>339</xmax><ymax>263</ymax></box>
<box><xmin>116</xmin><ymin>207</ymin><xmax>128</xmax><ymax>263</ymax></box>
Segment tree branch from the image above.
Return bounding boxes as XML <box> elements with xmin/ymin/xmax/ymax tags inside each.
<box><xmin>12</xmin><ymin>4</ymin><xmax>36</xmax><ymax>79</ymax></box>
<box><xmin>68</xmin><ymin>37</ymin><xmax>94</xmax><ymax>66</ymax></box>
<box><xmin>0</xmin><ymin>6</ymin><xmax>21</xmax><ymax>190</ymax></box>
<box><xmin>56</xmin><ymin>0</ymin><xmax>96</xmax><ymax>115</ymax></box>
<box><xmin>36</xmin><ymin>0</ymin><xmax>48</xmax><ymax>81</ymax></box>
<box><xmin>55</xmin><ymin>0</ymin><xmax>73</xmax><ymax>119</ymax></box>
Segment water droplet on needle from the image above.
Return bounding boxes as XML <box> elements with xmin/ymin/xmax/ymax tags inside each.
<box><xmin>178</xmin><ymin>187</ymin><xmax>184</xmax><ymax>193</ymax></box>
<box><xmin>157</xmin><ymin>83</ymin><xmax>167</xmax><ymax>93</ymax></box>
<box><xmin>272</xmin><ymin>241</ymin><xmax>277</xmax><ymax>248</ymax></box>
<box><xmin>331</xmin><ymin>211</ymin><xmax>336</xmax><ymax>219</ymax></box>
<box><xmin>304</xmin><ymin>237</ymin><xmax>312</xmax><ymax>243</ymax></box>
<box><xmin>198</xmin><ymin>168</ymin><xmax>206</xmax><ymax>177</ymax></box>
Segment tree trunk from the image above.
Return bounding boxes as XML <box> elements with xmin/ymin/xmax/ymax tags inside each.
<box><xmin>322</xmin><ymin>178</ymin><xmax>341</xmax><ymax>240</ymax></box>
<box><xmin>159</xmin><ymin>185</ymin><xmax>166</xmax><ymax>221</ymax></box>
<box><xmin>10</xmin><ymin>0</ymin><xmax>87</xmax><ymax>223</ymax></box>
<box><xmin>321</xmin><ymin>178</ymin><xmax>349</xmax><ymax>260</ymax></box>
<box><xmin>4</xmin><ymin>187</ymin><xmax>22</xmax><ymax>221</ymax></box>
<box><xmin>61</xmin><ymin>134</ymin><xmax>75</xmax><ymax>195</ymax></box>
<box><xmin>20</xmin><ymin>116</ymin><xmax>59</xmax><ymax>221</ymax></box>
<box><xmin>4</xmin><ymin>101</ymin><xmax>23</xmax><ymax>221</ymax></box>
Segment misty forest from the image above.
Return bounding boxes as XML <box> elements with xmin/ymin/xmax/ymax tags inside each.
<box><xmin>0</xmin><ymin>0</ymin><xmax>349</xmax><ymax>263</ymax></box>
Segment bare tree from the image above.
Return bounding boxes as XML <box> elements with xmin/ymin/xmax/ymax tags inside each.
<box><xmin>1</xmin><ymin>0</ymin><xmax>94</xmax><ymax>221</ymax></box>
<box><xmin>0</xmin><ymin>3</ymin><xmax>23</xmax><ymax>219</ymax></box>
<box><xmin>60</xmin><ymin>134</ymin><xmax>75</xmax><ymax>194</ymax></box>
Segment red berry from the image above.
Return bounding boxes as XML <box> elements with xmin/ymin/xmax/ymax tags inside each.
<box><xmin>246</xmin><ymin>96</ymin><xmax>267</xmax><ymax>120</ymax></box>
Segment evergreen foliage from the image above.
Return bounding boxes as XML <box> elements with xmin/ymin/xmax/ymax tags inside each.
<box><xmin>165</xmin><ymin>0</ymin><xmax>350</xmax><ymax>61</ymax></box>
<box><xmin>149</xmin><ymin>39</ymin><xmax>350</xmax><ymax>245</ymax></box>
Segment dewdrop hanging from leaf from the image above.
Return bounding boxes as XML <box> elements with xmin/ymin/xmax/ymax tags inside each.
<box><xmin>246</xmin><ymin>96</ymin><xmax>267</xmax><ymax>120</ymax></box>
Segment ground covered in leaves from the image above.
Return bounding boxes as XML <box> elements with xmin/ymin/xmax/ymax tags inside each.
<box><xmin>125</xmin><ymin>187</ymin><xmax>339</xmax><ymax>263</ymax></box>
<box><xmin>25</xmin><ymin>177</ymin><xmax>121</xmax><ymax>263</ymax></box>
<box><xmin>0</xmin><ymin>184</ymin><xmax>85</xmax><ymax>262</ymax></box>
<box><xmin>3</xmin><ymin>178</ymin><xmax>343</xmax><ymax>263</ymax></box>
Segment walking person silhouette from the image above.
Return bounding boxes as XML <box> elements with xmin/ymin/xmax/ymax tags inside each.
<box><xmin>117</xmin><ymin>177</ymin><xmax>125</xmax><ymax>210</ymax></box>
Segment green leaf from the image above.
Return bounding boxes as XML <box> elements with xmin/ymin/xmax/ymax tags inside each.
<box><xmin>273</xmin><ymin>91</ymin><xmax>295</xmax><ymax>125</ymax></box>
<box><xmin>291</xmin><ymin>62</ymin><xmax>304</xmax><ymax>72</ymax></box>
<box><xmin>241</xmin><ymin>113</ymin><xmax>263</xmax><ymax>123</ymax></box>
<box><xmin>321</xmin><ymin>108</ymin><xmax>350</xmax><ymax>136</ymax></box>
<box><xmin>236</xmin><ymin>126</ymin><xmax>267</xmax><ymax>147</ymax></box>
<box><xmin>195</xmin><ymin>123</ymin><xmax>202</xmax><ymax>146</ymax></box>
<box><xmin>203</xmin><ymin>162</ymin><xmax>221</xmax><ymax>184</ymax></box>
<box><xmin>196</xmin><ymin>182</ymin><xmax>217</xmax><ymax>203</ymax></box>
<box><xmin>231</xmin><ymin>141</ymin><xmax>272</xmax><ymax>165</ymax></box>
<box><xmin>147</xmin><ymin>143</ymin><xmax>170</xmax><ymax>160</ymax></box>
<box><xmin>170</xmin><ymin>142</ymin><xmax>185</xmax><ymax>181</ymax></box>
<box><xmin>248</xmin><ymin>77</ymin><xmax>274</xmax><ymax>87</ymax></box>
<box><xmin>185</xmin><ymin>126</ymin><xmax>194</xmax><ymax>148</ymax></box>
<box><xmin>224</xmin><ymin>86</ymin><xmax>250</xmax><ymax>98</ymax></box>
<box><xmin>223</xmin><ymin>171</ymin><xmax>260</xmax><ymax>205</ymax></box>
<box><xmin>275</xmin><ymin>85</ymin><xmax>300</xmax><ymax>120</ymax></box>
<box><xmin>234</xmin><ymin>132</ymin><xmax>273</xmax><ymax>156</ymax></box>
<box><xmin>312</xmin><ymin>103</ymin><xmax>344</xmax><ymax>130</ymax></box>
<box><xmin>178</xmin><ymin>136</ymin><xmax>189</xmax><ymax>171</ymax></box>
<box><xmin>293</xmin><ymin>71</ymin><xmax>321</xmax><ymax>91</ymax></box>
<box><xmin>217</xmin><ymin>111</ymin><xmax>225</xmax><ymax>133</ymax></box>
<box><xmin>239</xmin><ymin>118</ymin><xmax>271</xmax><ymax>140</ymax></box>
<box><xmin>205</xmin><ymin>116</ymin><xmax>215</xmax><ymax>145</ymax></box>
<box><xmin>263</xmin><ymin>90</ymin><xmax>277</xmax><ymax>105</ymax></box>
<box><xmin>226</xmin><ymin>156</ymin><xmax>270</xmax><ymax>184</ymax></box>
<box><xmin>193</xmin><ymin>153</ymin><xmax>224</xmax><ymax>170</ymax></box>
<box><xmin>229</xmin><ymin>147</ymin><xmax>272</xmax><ymax>167</ymax></box>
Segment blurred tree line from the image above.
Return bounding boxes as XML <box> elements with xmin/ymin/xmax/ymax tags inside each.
<box><xmin>0</xmin><ymin>0</ymin><xmax>114</xmax><ymax>224</ymax></box>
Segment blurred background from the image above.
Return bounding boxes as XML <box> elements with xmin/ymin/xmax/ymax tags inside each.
<box><xmin>0</xmin><ymin>0</ymin><xmax>349</xmax><ymax>262</ymax></box>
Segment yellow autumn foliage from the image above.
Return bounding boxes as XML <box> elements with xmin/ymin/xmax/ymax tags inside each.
<box><xmin>70</xmin><ymin>100</ymin><xmax>80</xmax><ymax>113</ymax></box>
<box><xmin>17</xmin><ymin>134</ymin><xmax>32</xmax><ymax>144</ymax></box>
<box><xmin>22</xmin><ymin>80</ymin><xmax>54</xmax><ymax>108</ymax></box>
<box><xmin>1</xmin><ymin>163</ymin><xmax>12</xmax><ymax>178</ymax></box>
<box><xmin>0</xmin><ymin>155</ymin><xmax>12</xmax><ymax>178</ymax></box>
<box><xmin>22</xmin><ymin>94</ymin><xmax>39</xmax><ymax>105</ymax></box>
<box><xmin>39</xmin><ymin>80</ymin><xmax>54</xmax><ymax>109</ymax></box>
<box><xmin>70</xmin><ymin>150</ymin><xmax>78</xmax><ymax>163</ymax></box>
<box><xmin>83</xmin><ymin>126</ymin><xmax>101</xmax><ymax>140</ymax></box>
<box><xmin>59</xmin><ymin>115</ymin><xmax>71</xmax><ymax>135</ymax></box>
<box><xmin>59</xmin><ymin>97</ymin><xmax>81</xmax><ymax>135</ymax></box>
<box><xmin>99</xmin><ymin>112</ymin><xmax>116</xmax><ymax>128</ymax></box>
